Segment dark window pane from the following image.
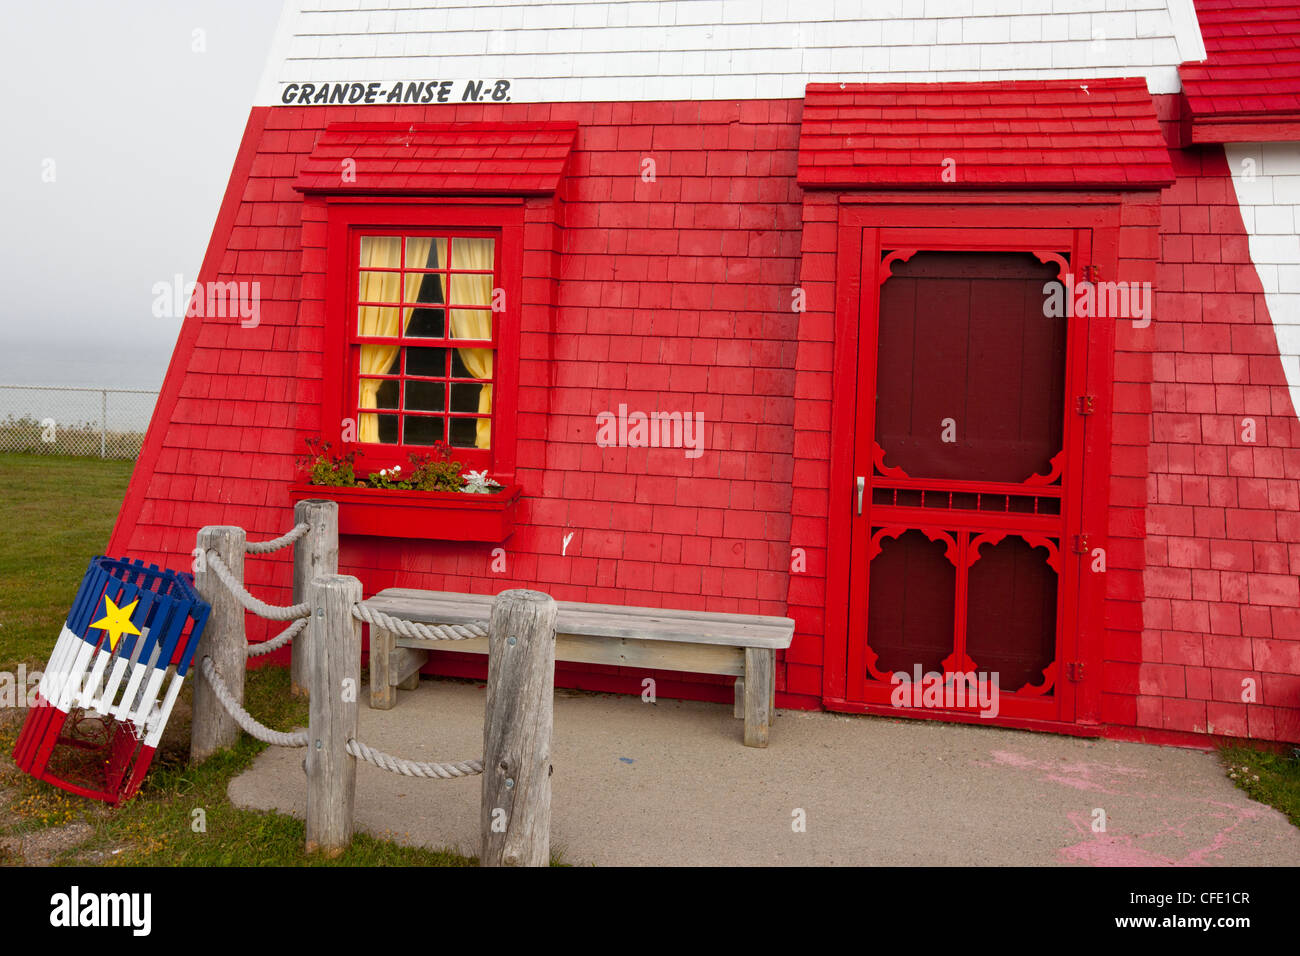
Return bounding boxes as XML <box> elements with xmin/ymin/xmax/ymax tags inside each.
<box><xmin>404</xmin><ymin>416</ymin><xmax>444</xmax><ymax>446</ymax></box>
<box><xmin>410</xmin><ymin>270</ymin><xmax>445</xmax><ymax>306</ymax></box>
<box><xmin>406</xmin><ymin>306</ymin><xmax>445</xmax><ymax>338</ymax></box>
<box><xmin>406</xmin><ymin>380</ymin><xmax>445</xmax><ymax>412</ymax></box>
<box><xmin>376</xmin><ymin>414</ymin><xmax>399</xmax><ymax>444</ymax></box>
<box><xmin>406</xmin><ymin>347</ymin><xmax>447</xmax><ymax>377</ymax></box>
<box><xmin>449</xmin><ymin>417</ymin><xmax>482</xmax><ymax>448</ymax></box>
<box><xmin>450</xmin><ymin>382</ymin><xmax>482</xmax><ymax>413</ymax></box>
<box><xmin>450</xmin><ymin>350</ymin><xmax>474</xmax><ymax>378</ymax></box>
<box><xmin>363</xmin><ymin>379</ymin><xmax>397</xmax><ymax>410</ymax></box>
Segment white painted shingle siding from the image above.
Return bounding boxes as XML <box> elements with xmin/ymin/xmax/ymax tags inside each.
<box><xmin>1227</xmin><ymin>144</ymin><xmax>1300</xmax><ymax>419</ymax></box>
<box><xmin>254</xmin><ymin>0</ymin><xmax>1203</xmax><ymax>105</ymax></box>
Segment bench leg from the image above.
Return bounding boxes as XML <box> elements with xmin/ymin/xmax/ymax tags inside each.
<box><xmin>370</xmin><ymin>626</ymin><xmax>396</xmax><ymax>710</ymax></box>
<box><xmin>743</xmin><ymin>647</ymin><xmax>774</xmax><ymax>748</ymax></box>
<box><xmin>733</xmin><ymin>678</ymin><xmax>745</xmax><ymax>718</ymax></box>
<box><xmin>393</xmin><ymin>646</ymin><xmax>427</xmax><ymax>691</ymax></box>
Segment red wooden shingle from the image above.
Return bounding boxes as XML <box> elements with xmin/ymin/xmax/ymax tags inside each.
<box><xmin>1181</xmin><ymin>0</ymin><xmax>1300</xmax><ymax>139</ymax></box>
<box><xmin>796</xmin><ymin>79</ymin><xmax>1175</xmax><ymax>190</ymax></box>
<box><xmin>294</xmin><ymin>122</ymin><xmax>578</xmax><ymax>195</ymax></box>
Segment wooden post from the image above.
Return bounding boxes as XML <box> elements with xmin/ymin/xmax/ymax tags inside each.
<box><xmin>304</xmin><ymin>573</ymin><xmax>361</xmax><ymax>856</ymax></box>
<box><xmin>743</xmin><ymin>647</ymin><xmax>775</xmax><ymax>748</ymax></box>
<box><xmin>291</xmin><ymin>499</ymin><xmax>338</xmax><ymax>697</ymax></box>
<box><xmin>480</xmin><ymin>589</ymin><xmax>556</xmax><ymax>867</ymax></box>
<box><xmin>191</xmin><ymin>525</ymin><xmax>246</xmax><ymax>764</ymax></box>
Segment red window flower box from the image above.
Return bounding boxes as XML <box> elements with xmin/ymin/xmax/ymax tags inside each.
<box><xmin>289</xmin><ymin>482</ymin><xmax>521</xmax><ymax>542</ymax></box>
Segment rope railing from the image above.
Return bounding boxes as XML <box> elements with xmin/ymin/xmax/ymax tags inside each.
<box><xmin>347</xmin><ymin>738</ymin><xmax>483</xmax><ymax>779</ymax></box>
<box><xmin>352</xmin><ymin>603</ymin><xmax>488</xmax><ymax>641</ymax></box>
<box><xmin>191</xmin><ymin>505</ymin><xmax>554</xmax><ymax>863</ymax></box>
<box><xmin>246</xmin><ymin>618</ymin><xmax>308</xmax><ymax>658</ymax></box>
<box><xmin>244</xmin><ymin>522</ymin><xmax>310</xmax><ymax>555</ymax></box>
<box><xmin>205</xmin><ymin>549</ymin><xmax>310</xmax><ymax>621</ymax></box>
<box><xmin>199</xmin><ymin>656</ymin><xmax>308</xmax><ymax>748</ymax></box>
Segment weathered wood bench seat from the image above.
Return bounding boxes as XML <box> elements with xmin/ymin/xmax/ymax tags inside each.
<box><xmin>361</xmin><ymin>588</ymin><xmax>795</xmax><ymax>747</ymax></box>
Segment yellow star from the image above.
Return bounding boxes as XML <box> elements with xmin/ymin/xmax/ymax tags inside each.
<box><xmin>89</xmin><ymin>595</ymin><xmax>142</xmax><ymax>651</ymax></box>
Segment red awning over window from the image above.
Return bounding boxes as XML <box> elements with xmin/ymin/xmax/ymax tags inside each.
<box><xmin>1180</xmin><ymin>0</ymin><xmax>1300</xmax><ymax>142</ymax></box>
<box><xmin>796</xmin><ymin>79</ymin><xmax>1174</xmax><ymax>190</ymax></box>
<box><xmin>294</xmin><ymin>122</ymin><xmax>578</xmax><ymax>195</ymax></box>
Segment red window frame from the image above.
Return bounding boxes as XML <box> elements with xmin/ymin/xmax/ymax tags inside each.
<box><xmin>322</xmin><ymin>199</ymin><xmax>523</xmax><ymax>482</ymax></box>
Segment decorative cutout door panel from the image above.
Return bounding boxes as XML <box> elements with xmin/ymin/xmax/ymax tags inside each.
<box><xmin>845</xmin><ymin>228</ymin><xmax>1092</xmax><ymax>723</ymax></box>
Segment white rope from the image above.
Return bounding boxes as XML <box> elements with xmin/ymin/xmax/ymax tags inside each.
<box><xmin>347</xmin><ymin>738</ymin><xmax>483</xmax><ymax>779</ymax></box>
<box><xmin>206</xmin><ymin>550</ymin><xmax>309</xmax><ymax>621</ymax></box>
<box><xmin>198</xmin><ymin>656</ymin><xmax>308</xmax><ymax>748</ymax></box>
<box><xmin>352</xmin><ymin>603</ymin><xmax>487</xmax><ymax>642</ymax></box>
<box><xmin>244</xmin><ymin>522</ymin><xmax>310</xmax><ymax>555</ymax></box>
<box><xmin>246</xmin><ymin>618</ymin><xmax>308</xmax><ymax>658</ymax></box>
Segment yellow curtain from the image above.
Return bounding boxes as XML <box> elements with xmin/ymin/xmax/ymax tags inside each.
<box><xmin>357</xmin><ymin>237</ymin><xmax>432</xmax><ymax>443</ymax></box>
<box><xmin>448</xmin><ymin>238</ymin><xmax>494</xmax><ymax>449</ymax></box>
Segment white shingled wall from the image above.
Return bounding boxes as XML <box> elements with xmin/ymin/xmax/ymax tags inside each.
<box><xmin>254</xmin><ymin>0</ymin><xmax>1205</xmax><ymax>106</ymax></box>
<box><xmin>1227</xmin><ymin>143</ymin><xmax>1300</xmax><ymax>419</ymax></box>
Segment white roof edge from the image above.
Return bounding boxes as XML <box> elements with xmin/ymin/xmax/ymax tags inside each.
<box><xmin>1168</xmin><ymin>0</ymin><xmax>1208</xmax><ymax>66</ymax></box>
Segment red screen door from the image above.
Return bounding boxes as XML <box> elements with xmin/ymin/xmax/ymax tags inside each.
<box><xmin>845</xmin><ymin>228</ymin><xmax>1092</xmax><ymax>724</ymax></box>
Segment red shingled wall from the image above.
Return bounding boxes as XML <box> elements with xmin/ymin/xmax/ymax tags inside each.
<box><xmin>110</xmin><ymin>99</ymin><xmax>808</xmax><ymax>706</ymax></box>
<box><xmin>1142</xmin><ymin>141</ymin><xmax>1300</xmax><ymax>743</ymax></box>
<box><xmin>109</xmin><ymin>95</ymin><xmax>1300</xmax><ymax>741</ymax></box>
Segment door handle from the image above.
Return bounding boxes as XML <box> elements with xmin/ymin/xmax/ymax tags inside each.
<box><xmin>856</xmin><ymin>476</ymin><xmax>864</xmax><ymax>515</ymax></box>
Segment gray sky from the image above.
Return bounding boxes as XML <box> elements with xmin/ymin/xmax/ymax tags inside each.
<box><xmin>0</xmin><ymin>0</ymin><xmax>282</xmax><ymax>386</ymax></box>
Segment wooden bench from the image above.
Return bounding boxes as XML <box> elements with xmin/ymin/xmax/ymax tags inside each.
<box><xmin>361</xmin><ymin>588</ymin><xmax>795</xmax><ymax>747</ymax></box>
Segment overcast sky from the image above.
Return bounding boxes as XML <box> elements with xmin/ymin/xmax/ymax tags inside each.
<box><xmin>0</xmin><ymin>0</ymin><xmax>282</xmax><ymax>386</ymax></box>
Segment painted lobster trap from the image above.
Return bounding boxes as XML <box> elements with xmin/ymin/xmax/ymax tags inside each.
<box><xmin>12</xmin><ymin>556</ymin><xmax>210</xmax><ymax>805</ymax></box>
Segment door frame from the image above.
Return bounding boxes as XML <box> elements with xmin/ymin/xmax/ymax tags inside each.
<box><xmin>821</xmin><ymin>193</ymin><xmax>1122</xmax><ymax>732</ymax></box>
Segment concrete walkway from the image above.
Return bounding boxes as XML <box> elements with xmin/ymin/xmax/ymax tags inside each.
<box><xmin>228</xmin><ymin>678</ymin><xmax>1300</xmax><ymax>866</ymax></box>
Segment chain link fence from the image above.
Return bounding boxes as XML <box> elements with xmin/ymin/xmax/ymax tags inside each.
<box><xmin>0</xmin><ymin>385</ymin><xmax>158</xmax><ymax>460</ymax></box>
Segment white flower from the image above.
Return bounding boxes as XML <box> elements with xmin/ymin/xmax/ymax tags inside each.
<box><xmin>392</xmin><ymin>465</ymin><xmax>401</xmax><ymax>473</ymax></box>
<box><xmin>463</xmin><ymin>470</ymin><xmax>502</xmax><ymax>494</ymax></box>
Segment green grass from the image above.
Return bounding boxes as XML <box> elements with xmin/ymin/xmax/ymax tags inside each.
<box><xmin>0</xmin><ymin>453</ymin><xmax>135</xmax><ymax>671</ymax></box>
<box><xmin>1221</xmin><ymin>745</ymin><xmax>1300</xmax><ymax>829</ymax></box>
<box><xmin>0</xmin><ymin>453</ymin><xmax>478</xmax><ymax>866</ymax></box>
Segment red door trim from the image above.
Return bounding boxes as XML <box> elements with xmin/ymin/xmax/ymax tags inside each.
<box><xmin>822</xmin><ymin>197</ymin><xmax>1123</xmax><ymax>728</ymax></box>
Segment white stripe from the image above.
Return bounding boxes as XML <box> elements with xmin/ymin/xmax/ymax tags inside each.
<box><xmin>144</xmin><ymin>673</ymin><xmax>186</xmax><ymax>748</ymax></box>
<box><xmin>112</xmin><ymin>658</ymin><xmax>154</xmax><ymax>722</ymax></box>
<box><xmin>93</xmin><ymin>626</ymin><xmax>151</xmax><ymax>715</ymax></box>
<box><xmin>54</xmin><ymin>641</ymin><xmax>96</xmax><ymax>712</ymax></box>
<box><xmin>38</xmin><ymin>626</ymin><xmax>80</xmax><ymax>703</ymax></box>
<box><xmin>130</xmin><ymin>669</ymin><xmax>168</xmax><ymax>727</ymax></box>
<box><xmin>77</xmin><ymin>646</ymin><xmax>115</xmax><ymax>711</ymax></box>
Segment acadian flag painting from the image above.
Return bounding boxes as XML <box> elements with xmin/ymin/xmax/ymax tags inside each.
<box><xmin>12</xmin><ymin>557</ymin><xmax>210</xmax><ymax>805</ymax></box>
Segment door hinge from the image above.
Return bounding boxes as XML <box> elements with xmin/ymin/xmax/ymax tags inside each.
<box><xmin>1073</xmin><ymin>534</ymin><xmax>1090</xmax><ymax>553</ymax></box>
<box><xmin>1066</xmin><ymin>662</ymin><xmax>1086</xmax><ymax>682</ymax></box>
<box><xmin>1076</xmin><ymin>395</ymin><xmax>1096</xmax><ymax>415</ymax></box>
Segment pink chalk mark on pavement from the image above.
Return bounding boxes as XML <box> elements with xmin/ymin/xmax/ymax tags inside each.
<box><xmin>1059</xmin><ymin>802</ymin><xmax>1270</xmax><ymax>867</ymax></box>
<box><xmin>984</xmin><ymin>749</ymin><xmax>1149</xmax><ymax>794</ymax></box>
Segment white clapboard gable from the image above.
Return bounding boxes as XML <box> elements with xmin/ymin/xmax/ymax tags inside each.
<box><xmin>254</xmin><ymin>0</ymin><xmax>1208</xmax><ymax>106</ymax></box>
